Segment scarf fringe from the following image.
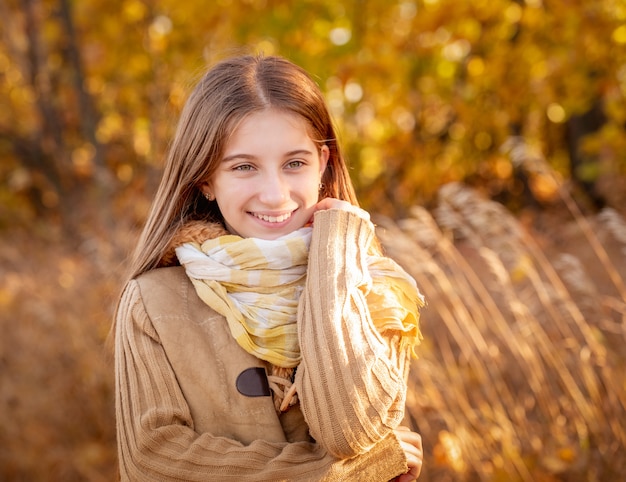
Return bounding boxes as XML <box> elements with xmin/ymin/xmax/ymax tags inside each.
<box><xmin>267</xmin><ymin>366</ymin><xmax>298</xmax><ymax>413</ymax></box>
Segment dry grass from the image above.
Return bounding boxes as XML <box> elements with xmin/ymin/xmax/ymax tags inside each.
<box><xmin>0</xmin><ymin>223</ymin><xmax>129</xmax><ymax>481</ymax></box>
<box><xmin>375</xmin><ymin>141</ymin><xmax>626</xmax><ymax>481</ymax></box>
<box><xmin>1</xmin><ymin>166</ymin><xmax>624</xmax><ymax>480</ymax></box>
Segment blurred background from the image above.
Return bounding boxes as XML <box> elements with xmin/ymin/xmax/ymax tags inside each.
<box><xmin>1</xmin><ymin>0</ymin><xmax>625</xmax><ymax>480</ymax></box>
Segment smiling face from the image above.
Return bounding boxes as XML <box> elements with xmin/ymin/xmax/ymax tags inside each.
<box><xmin>203</xmin><ymin>109</ymin><xmax>329</xmax><ymax>240</ymax></box>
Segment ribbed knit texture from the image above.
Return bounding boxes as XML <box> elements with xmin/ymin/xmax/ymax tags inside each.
<box><xmin>114</xmin><ymin>209</ymin><xmax>417</xmax><ymax>480</ymax></box>
<box><xmin>296</xmin><ymin>210</ymin><xmax>412</xmax><ymax>458</ymax></box>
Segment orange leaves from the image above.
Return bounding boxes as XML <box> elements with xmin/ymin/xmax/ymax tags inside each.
<box><xmin>1</xmin><ymin>0</ymin><xmax>624</xmax><ymax>225</ymax></box>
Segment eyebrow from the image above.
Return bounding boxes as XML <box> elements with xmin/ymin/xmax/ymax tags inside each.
<box><xmin>221</xmin><ymin>149</ymin><xmax>315</xmax><ymax>163</ymax></box>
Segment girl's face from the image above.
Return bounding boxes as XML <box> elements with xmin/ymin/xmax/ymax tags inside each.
<box><xmin>203</xmin><ymin>109</ymin><xmax>329</xmax><ymax>240</ymax></box>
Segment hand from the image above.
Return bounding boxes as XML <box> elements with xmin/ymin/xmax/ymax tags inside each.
<box><xmin>392</xmin><ymin>426</ymin><xmax>423</xmax><ymax>481</ymax></box>
<box><xmin>310</xmin><ymin>197</ymin><xmax>370</xmax><ymax>222</ymax></box>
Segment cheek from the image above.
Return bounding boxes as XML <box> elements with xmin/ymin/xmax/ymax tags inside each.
<box><xmin>213</xmin><ymin>174</ymin><xmax>240</xmax><ymax>196</ymax></box>
<box><xmin>302</xmin><ymin>179</ymin><xmax>321</xmax><ymax>201</ymax></box>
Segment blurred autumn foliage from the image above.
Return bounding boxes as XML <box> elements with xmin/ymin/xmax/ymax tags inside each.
<box><xmin>2</xmin><ymin>0</ymin><xmax>626</xmax><ymax>226</ymax></box>
<box><xmin>1</xmin><ymin>0</ymin><xmax>625</xmax><ymax>480</ymax></box>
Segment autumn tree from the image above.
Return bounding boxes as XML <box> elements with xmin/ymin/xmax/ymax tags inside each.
<box><xmin>0</xmin><ymin>0</ymin><xmax>624</xmax><ymax>232</ymax></box>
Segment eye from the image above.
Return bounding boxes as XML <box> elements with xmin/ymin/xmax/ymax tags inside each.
<box><xmin>233</xmin><ymin>164</ymin><xmax>254</xmax><ymax>172</ymax></box>
<box><xmin>286</xmin><ymin>160</ymin><xmax>304</xmax><ymax>169</ymax></box>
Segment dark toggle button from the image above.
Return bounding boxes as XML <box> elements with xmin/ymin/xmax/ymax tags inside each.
<box><xmin>236</xmin><ymin>367</ymin><xmax>271</xmax><ymax>397</ymax></box>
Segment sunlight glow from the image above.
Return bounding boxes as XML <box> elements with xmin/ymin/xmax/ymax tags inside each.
<box><xmin>330</xmin><ymin>27</ymin><xmax>351</xmax><ymax>46</ymax></box>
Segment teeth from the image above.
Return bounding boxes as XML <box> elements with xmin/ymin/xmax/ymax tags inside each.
<box><xmin>254</xmin><ymin>212</ymin><xmax>292</xmax><ymax>223</ymax></box>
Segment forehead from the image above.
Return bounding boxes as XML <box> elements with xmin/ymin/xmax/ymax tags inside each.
<box><xmin>224</xmin><ymin>109</ymin><xmax>316</xmax><ymax>152</ymax></box>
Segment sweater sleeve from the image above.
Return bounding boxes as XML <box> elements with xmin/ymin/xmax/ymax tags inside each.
<box><xmin>296</xmin><ymin>209</ymin><xmax>413</xmax><ymax>459</ymax></box>
<box><xmin>115</xmin><ymin>279</ymin><xmax>408</xmax><ymax>481</ymax></box>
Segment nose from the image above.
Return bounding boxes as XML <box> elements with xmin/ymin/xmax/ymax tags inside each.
<box><xmin>258</xmin><ymin>172</ymin><xmax>289</xmax><ymax>205</ymax></box>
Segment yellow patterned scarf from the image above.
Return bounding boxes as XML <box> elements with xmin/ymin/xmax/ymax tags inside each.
<box><xmin>175</xmin><ymin>226</ymin><xmax>423</xmax><ymax>368</ymax></box>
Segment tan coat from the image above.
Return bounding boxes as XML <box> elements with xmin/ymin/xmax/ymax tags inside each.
<box><xmin>115</xmin><ymin>209</ymin><xmax>414</xmax><ymax>481</ymax></box>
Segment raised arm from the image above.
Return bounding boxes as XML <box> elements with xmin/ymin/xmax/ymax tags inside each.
<box><xmin>296</xmin><ymin>208</ymin><xmax>415</xmax><ymax>459</ymax></box>
<box><xmin>115</xmin><ymin>280</ymin><xmax>407</xmax><ymax>481</ymax></box>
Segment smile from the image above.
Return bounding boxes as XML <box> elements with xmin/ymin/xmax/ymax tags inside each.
<box><xmin>251</xmin><ymin>211</ymin><xmax>294</xmax><ymax>223</ymax></box>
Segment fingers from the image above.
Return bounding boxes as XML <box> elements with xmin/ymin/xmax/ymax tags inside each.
<box><xmin>313</xmin><ymin>197</ymin><xmax>370</xmax><ymax>220</ymax></box>
<box><xmin>396</xmin><ymin>473</ymin><xmax>419</xmax><ymax>482</ymax></box>
<box><xmin>394</xmin><ymin>427</ymin><xmax>423</xmax><ymax>481</ymax></box>
<box><xmin>394</xmin><ymin>427</ymin><xmax>423</xmax><ymax>451</ymax></box>
<box><xmin>398</xmin><ymin>438</ymin><xmax>422</xmax><ymax>467</ymax></box>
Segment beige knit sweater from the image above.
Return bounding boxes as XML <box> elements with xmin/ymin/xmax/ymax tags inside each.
<box><xmin>115</xmin><ymin>209</ymin><xmax>416</xmax><ymax>480</ymax></box>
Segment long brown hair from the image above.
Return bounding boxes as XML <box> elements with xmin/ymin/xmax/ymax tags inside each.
<box><xmin>125</xmin><ymin>55</ymin><xmax>359</xmax><ymax>286</ymax></box>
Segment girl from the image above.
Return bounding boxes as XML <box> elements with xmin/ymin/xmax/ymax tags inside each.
<box><xmin>114</xmin><ymin>54</ymin><xmax>424</xmax><ymax>481</ymax></box>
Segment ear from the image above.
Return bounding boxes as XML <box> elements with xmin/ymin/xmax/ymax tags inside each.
<box><xmin>199</xmin><ymin>181</ymin><xmax>213</xmax><ymax>200</ymax></box>
<box><xmin>319</xmin><ymin>145</ymin><xmax>330</xmax><ymax>178</ymax></box>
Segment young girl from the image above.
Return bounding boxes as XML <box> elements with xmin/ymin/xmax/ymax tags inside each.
<box><xmin>114</xmin><ymin>54</ymin><xmax>424</xmax><ymax>481</ymax></box>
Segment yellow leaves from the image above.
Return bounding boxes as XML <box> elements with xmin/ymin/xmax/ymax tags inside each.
<box><xmin>0</xmin><ymin>51</ymin><xmax>27</xmax><ymax>103</ymax></box>
<box><xmin>573</xmin><ymin>161</ymin><xmax>601</xmax><ymax>184</ymax></box>
<box><xmin>392</xmin><ymin>107</ymin><xmax>416</xmax><ymax>133</ymax></box>
<box><xmin>253</xmin><ymin>39</ymin><xmax>278</xmax><ymax>56</ymax></box>
<box><xmin>456</xmin><ymin>18</ymin><xmax>483</xmax><ymax>42</ymax></box>
<box><xmin>448</xmin><ymin>122</ymin><xmax>466</xmax><ymax>141</ymax></box>
<box><xmin>474</xmin><ymin>131</ymin><xmax>493</xmax><ymax>151</ymax></box>
<box><xmin>0</xmin><ymin>0</ymin><xmax>624</xmax><ymax>226</ymax></box>
<box><xmin>421</xmin><ymin>96</ymin><xmax>453</xmax><ymax>136</ymax></box>
<box><xmin>391</xmin><ymin>2</ymin><xmax>417</xmax><ymax>40</ymax></box>
<box><xmin>364</xmin><ymin>118</ymin><xmax>388</xmax><ymax>143</ymax></box>
<box><xmin>133</xmin><ymin>118</ymin><xmax>151</xmax><ymax>157</ymax></box>
<box><xmin>442</xmin><ymin>39</ymin><xmax>471</xmax><ymax>62</ymax></box>
<box><xmin>418</xmin><ymin>27</ymin><xmax>452</xmax><ymax>49</ymax></box>
<box><xmin>169</xmin><ymin>82</ymin><xmax>187</xmax><ymax>110</ymax></box>
<box><xmin>530</xmin><ymin>59</ymin><xmax>549</xmax><ymax>82</ymax></box>
<box><xmin>467</xmin><ymin>56</ymin><xmax>486</xmax><ymax>77</ymax></box>
<box><xmin>359</xmin><ymin>146</ymin><xmax>383</xmax><ymax>184</ymax></box>
<box><xmin>546</xmin><ymin>103</ymin><xmax>566</xmax><ymax>124</ymax></box>
<box><xmin>96</xmin><ymin>112</ymin><xmax>124</xmax><ymax>144</ymax></box>
<box><xmin>8</xmin><ymin>82</ymin><xmax>34</xmax><ymax>110</ymax></box>
<box><xmin>122</xmin><ymin>0</ymin><xmax>147</xmax><ymax>23</ymax></box>
<box><xmin>504</xmin><ymin>3</ymin><xmax>523</xmax><ymax>24</ymax></box>
<box><xmin>605</xmin><ymin>86</ymin><xmax>626</xmax><ymax>123</ymax></box>
<box><xmin>148</xmin><ymin>16</ymin><xmax>173</xmax><ymax>53</ymax></box>
<box><xmin>312</xmin><ymin>19</ymin><xmax>332</xmax><ymax>42</ymax></box>
<box><xmin>612</xmin><ymin>25</ymin><xmax>626</xmax><ymax>44</ymax></box>
<box><xmin>127</xmin><ymin>54</ymin><xmax>151</xmax><ymax>77</ymax></box>
<box><xmin>521</xmin><ymin>2</ymin><xmax>547</xmax><ymax>29</ymax></box>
